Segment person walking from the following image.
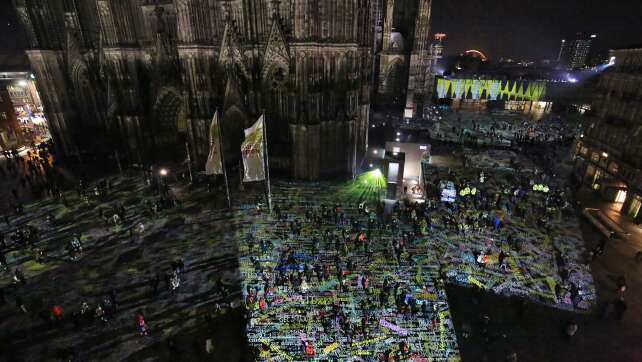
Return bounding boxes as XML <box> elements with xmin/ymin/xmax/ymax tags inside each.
<box><xmin>15</xmin><ymin>295</ymin><xmax>28</xmax><ymax>314</ymax></box>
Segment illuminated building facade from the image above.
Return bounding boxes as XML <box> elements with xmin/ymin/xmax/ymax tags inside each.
<box><xmin>558</xmin><ymin>33</ymin><xmax>596</xmax><ymax>70</ymax></box>
<box><xmin>436</xmin><ymin>78</ymin><xmax>547</xmax><ymax>102</ymax></box>
<box><xmin>573</xmin><ymin>47</ymin><xmax>642</xmax><ymax>223</ymax></box>
<box><xmin>0</xmin><ymin>53</ymin><xmax>49</xmax><ymax>149</ymax></box>
<box><xmin>12</xmin><ymin>0</ymin><xmax>440</xmax><ymax>180</ymax></box>
<box><xmin>435</xmin><ymin>77</ymin><xmax>552</xmax><ymax>117</ymax></box>
<box><xmin>0</xmin><ymin>84</ymin><xmax>23</xmax><ymax>150</ymax></box>
<box><xmin>431</xmin><ymin>33</ymin><xmax>446</xmax><ymax>61</ymax></box>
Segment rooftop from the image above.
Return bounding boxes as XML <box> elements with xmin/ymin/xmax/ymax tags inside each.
<box><xmin>611</xmin><ymin>44</ymin><xmax>642</xmax><ymax>51</ymax></box>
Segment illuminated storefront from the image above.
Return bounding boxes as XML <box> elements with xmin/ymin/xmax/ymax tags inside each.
<box><xmin>0</xmin><ymin>73</ymin><xmax>50</xmax><ymax>147</ymax></box>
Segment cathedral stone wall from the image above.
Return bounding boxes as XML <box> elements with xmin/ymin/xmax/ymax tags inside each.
<box><xmin>14</xmin><ymin>0</ymin><xmax>436</xmax><ymax>180</ymax></box>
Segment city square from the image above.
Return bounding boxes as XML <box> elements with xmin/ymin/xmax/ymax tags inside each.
<box><xmin>1</xmin><ymin>1</ymin><xmax>642</xmax><ymax>361</ymax></box>
<box><xmin>0</xmin><ymin>134</ymin><xmax>603</xmax><ymax>361</ymax></box>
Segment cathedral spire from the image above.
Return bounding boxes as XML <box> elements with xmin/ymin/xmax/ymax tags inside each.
<box><xmin>262</xmin><ymin>9</ymin><xmax>289</xmax><ymax>85</ymax></box>
<box><xmin>219</xmin><ymin>20</ymin><xmax>250</xmax><ymax>81</ymax></box>
<box><xmin>220</xmin><ymin>0</ymin><xmax>232</xmax><ymax>23</ymax></box>
<box><xmin>270</xmin><ymin>0</ymin><xmax>281</xmax><ymax>20</ymax></box>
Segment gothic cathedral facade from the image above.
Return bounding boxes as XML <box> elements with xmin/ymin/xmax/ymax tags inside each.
<box><xmin>13</xmin><ymin>0</ymin><xmax>434</xmax><ymax>179</ymax></box>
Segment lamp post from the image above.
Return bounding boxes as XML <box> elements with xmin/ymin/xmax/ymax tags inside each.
<box><xmin>159</xmin><ymin>168</ymin><xmax>168</xmax><ymax>186</ymax></box>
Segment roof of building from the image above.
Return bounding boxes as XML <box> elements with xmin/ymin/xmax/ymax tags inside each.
<box><xmin>0</xmin><ymin>52</ymin><xmax>30</xmax><ymax>72</ymax></box>
<box><xmin>612</xmin><ymin>44</ymin><xmax>642</xmax><ymax>51</ymax></box>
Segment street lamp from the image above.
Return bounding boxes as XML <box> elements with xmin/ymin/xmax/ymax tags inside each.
<box><xmin>159</xmin><ymin>168</ymin><xmax>168</xmax><ymax>176</ymax></box>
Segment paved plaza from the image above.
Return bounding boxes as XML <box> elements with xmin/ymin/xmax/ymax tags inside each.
<box><xmin>1</xmin><ymin>142</ymin><xmax>597</xmax><ymax>361</ymax></box>
<box><xmin>397</xmin><ymin>111</ymin><xmax>578</xmax><ymax>147</ymax></box>
<box><xmin>0</xmin><ymin>174</ymin><xmax>252</xmax><ymax>361</ymax></box>
<box><xmin>240</xmin><ymin>160</ymin><xmax>595</xmax><ymax>361</ymax></box>
<box><xmin>240</xmin><ymin>182</ymin><xmax>459</xmax><ymax>361</ymax></box>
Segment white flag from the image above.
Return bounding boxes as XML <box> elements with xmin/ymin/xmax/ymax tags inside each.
<box><xmin>205</xmin><ymin>111</ymin><xmax>223</xmax><ymax>175</ymax></box>
<box><xmin>241</xmin><ymin>115</ymin><xmax>265</xmax><ymax>182</ymax></box>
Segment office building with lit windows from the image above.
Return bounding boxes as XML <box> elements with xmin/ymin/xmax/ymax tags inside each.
<box><xmin>573</xmin><ymin>46</ymin><xmax>642</xmax><ymax>224</ymax></box>
<box><xmin>558</xmin><ymin>33</ymin><xmax>596</xmax><ymax>70</ymax></box>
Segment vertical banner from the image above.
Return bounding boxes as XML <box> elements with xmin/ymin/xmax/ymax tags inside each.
<box><xmin>471</xmin><ymin>80</ymin><xmax>480</xmax><ymax>100</ymax></box>
<box><xmin>205</xmin><ymin>111</ymin><xmax>223</xmax><ymax>175</ymax></box>
<box><xmin>241</xmin><ymin>115</ymin><xmax>266</xmax><ymax>182</ymax></box>
<box><xmin>489</xmin><ymin>80</ymin><xmax>500</xmax><ymax>100</ymax></box>
<box><xmin>437</xmin><ymin>78</ymin><xmax>446</xmax><ymax>98</ymax></box>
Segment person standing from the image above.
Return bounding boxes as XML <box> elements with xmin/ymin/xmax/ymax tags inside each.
<box><xmin>51</xmin><ymin>304</ymin><xmax>63</xmax><ymax>324</ymax></box>
<box><xmin>95</xmin><ymin>305</ymin><xmax>108</xmax><ymax>325</ymax></box>
<box><xmin>565</xmin><ymin>320</ymin><xmax>578</xmax><ymax>340</ymax></box>
<box><xmin>136</xmin><ymin>310</ymin><xmax>149</xmax><ymax>336</ymax></box>
<box><xmin>613</xmin><ymin>297</ymin><xmax>627</xmax><ymax>320</ymax></box>
<box><xmin>616</xmin><ymin>276</ymin><xmax>627</xmax><ymax>299</ymax></box>
<box><xmin>0</xmin><ymin>251</ymin><xmax>8</xmax><ymax>271</ymax></box>
<box><xmin>170</xmin><ymin>271</ymin><xmax>180</xmax><ymax>292</ymax></box>
<box><xmin>149</xmin><ymin>274</ymin><xmax>161</xmax><ymax>297</ymax></box>
<box><xmin>13</xmin><ymin>268</ymin><xmax>26</xmax><ymax>285</ymax></box>
<box><xmin>108</xmin><ymin>289</ymin><xmax>118</xmax><ymax>310</ymax></box>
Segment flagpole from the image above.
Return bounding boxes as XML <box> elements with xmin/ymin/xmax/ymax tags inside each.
<box><xmin>185</xmin><ymin>141</ymin><xmax>193</xmax><ymax>184</ymax></box>
<box><xmin>262</xmin><ymin>112</ymin><xmax>273</xmax><ymax>213</ymax></box>
<box><xmin>216</xmin><ymin>109</ymin><xmax>231</xmax><ymax>209</ymax></box>
<box><xmin>115</xmin><ymin>150</ymin><xmax>123</xmax><ymax>175</ymax></box>
<box><xmin>239</xmin><ymin>160</ymin><xmax>244</xmax><ymax>191</ymax></box>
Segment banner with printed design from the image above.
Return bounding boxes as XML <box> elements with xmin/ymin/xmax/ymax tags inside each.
<box><xmin>241</xmin><ymin>115</ymin><xmax>266</xmax><ymax>182</ymax></box>
<box><xmin>205</xmin><ymin>111</ymin><xmax>224</xmax><ymax>175</ymax></box>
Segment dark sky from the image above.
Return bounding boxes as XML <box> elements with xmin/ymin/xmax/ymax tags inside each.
<box><xmin>431</xmin><ymin>0</ymin><xmax>642</xmax><ymax>60</ymax></box>
<box><xmin>0</xmin><ymin>3</ymin><xmax>26</xmax><ymax>51</ymax></box>
<box><xmin>0</xmin><ymin>0</ymin><xmax>641</xmax><ymax>61</ymax></box>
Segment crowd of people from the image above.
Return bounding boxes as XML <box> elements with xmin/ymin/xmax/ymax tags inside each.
<box><xmin>422</xmin><ymin>164</ymin><xmax>595</xmax><ymax>310</ymax></box>
<box><xmin>1</xmin><ymin>141</ymin><xmax>62</xmax><ymax>210</ymax></box>
<box><xmin>0</xmin><ymin>149</ymin><xmax>246</xmax><ymax>360</ymax></box>
<box><xmin>0</xmin><ymin>106</ymin><xmax>626</xmax><ymax>360</ymax></box>
<box><xmin>240</xmin><ymin>107</ymin><xmax>600</xmax><ymax>360</ymax></box>
<box><xmin>242</xmin><ymin>192</ymin><xmax>460</xmax><ymax>361</ymax></box>
<box><xmin>424</xmin><ymin>113</ymin><xmax>578</xmax><ymax>148</ymax></box>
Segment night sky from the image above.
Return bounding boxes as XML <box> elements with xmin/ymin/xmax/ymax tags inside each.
<box><xmin>0</xmin><ymin>0</ymin><xmax>640</xmax><ymax>61</ymax></box>
<box><xmin>431</xmin><ymin>0</ymin><xmax>642</xmax><ymax>60</ymax></box>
